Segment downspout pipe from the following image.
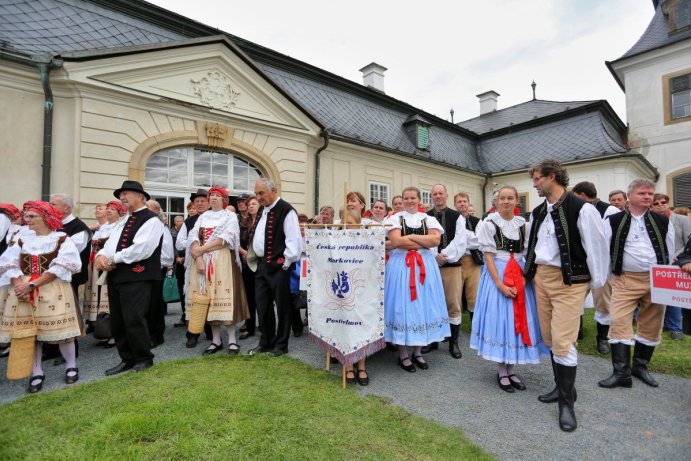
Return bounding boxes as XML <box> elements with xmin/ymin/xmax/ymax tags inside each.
<box><xmin>0</xmin><ymin>51</ymin><xmax>61</xmax><ymax>201</ymax></box>
<box><xmin>38</xmin><ymin>62</ymin><xmax>55</xmax><ymax>201</ymax></box>
<box><xmin>314</xmin><ymin>129</ymin><xmax>330</xmax><ymax>215</ymax></box>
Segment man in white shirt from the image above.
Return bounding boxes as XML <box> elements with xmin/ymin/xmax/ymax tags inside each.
<box><xmin>524</xmin><ymin>160</ymin><xmax>608</xmax><ymax>433</ymax></box>
<box><xmin>247</xmin><ymin>178</ymin><xmax>303</xmax><ymax>357</ymax></box>
<box><xmin>598</xmin><ymin>179</ymin><xmax>675</xmax><ymax>390</ymax></box>
<box><xmin>146</xmin><ymin>199</ymin><xmax>174</xmax><ymax>348</ymax></box>
<box><xmin>96</xmin><ymin>181</ymin><xmax>164</xmax><ymax>375</ymax></box>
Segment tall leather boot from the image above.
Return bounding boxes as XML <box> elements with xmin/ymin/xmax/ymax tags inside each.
<box><xmin>449</xmin><ymin>324</ymin><xmax>462</xmax><ymax>359</ymax></box>
<box><xmin>555</xmin><ymin>363</ymin><xmax>578</xmax><ymax>432</ymax></box>
<box><xmin>597</xmin><ymin>343</ymin><xmax>632</xmax><ymax>388</ymax></box>
<box><xmin>420</xmin><ymin>342</ymin><xmax>439</xmax><ymax>354</ymax></box>
<box><xmin>631</xmin><ymin>341</ymin><xmax>659</xmax><ymax>387</ymax></box>
<box><xmin>539</xmin><ymin>352</ymin><xmax>577</xmax><ymax>403</ymax></box>
<box><xmin>596</xmin><ymin>323</ymin><xmax>610</xmax><ymax>355</ymax></box>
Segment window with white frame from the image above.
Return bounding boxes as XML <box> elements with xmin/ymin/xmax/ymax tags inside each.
<box><xmin>145</xmin><ymin>147</ymin><xmax>263</xmax><ymax>195</ymax></box>
<box><xmin>670</xmin><ymin>73</ymin><xmax>691</xmax><ymax>120</ymax></box>
<box><xmin>421</xmin><ymin>189</ymin><xmax>431</xmax><ymax>207</ymax></box>
<box><xmin>369</xmin><ymin>181</ymin><xmax>389</xmax><ymax>208</ymax></box>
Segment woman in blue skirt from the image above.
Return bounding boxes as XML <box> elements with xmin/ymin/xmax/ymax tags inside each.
<box><xmin>385</xmin><ymin>187</ymin><xmax>450</xmax><ymax>372</ymax></box>
<box><xmin>470</xmin><ymin>185</ymin><xmax>547</xmax><ymax>392</ymax></box>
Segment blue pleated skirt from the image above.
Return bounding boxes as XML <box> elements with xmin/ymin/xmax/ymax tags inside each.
<box><xmin>384</xmin><ymin>250</ymin><xmax>450</xmax><ymax>346</ymax></box>
<box><xmin>470</xmin><ymin>258</ymin><xmax>549</xmax><ymax>364</ymax></box>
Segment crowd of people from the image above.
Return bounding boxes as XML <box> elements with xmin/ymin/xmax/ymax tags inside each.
<box><xmin>0</xmin><ymin>159</ymin><xmax>689</xmax><ymax>434</ymax></box>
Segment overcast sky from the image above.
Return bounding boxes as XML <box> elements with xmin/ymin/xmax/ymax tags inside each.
<box><xmin>148</xmin><ymin>0</ymin><xmax>655</xmax><ymax>124</ymax></box>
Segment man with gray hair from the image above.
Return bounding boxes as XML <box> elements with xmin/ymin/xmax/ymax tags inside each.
<box><xmin>598</xmin><ymin>179</ymin><xmax>674</xmax><ymax>390</ymax></box>
<box><xmin>247</xmin><ymin>178</ymin><xmax>303</xmax><ymax>356</ymax></box>
<box><xmin>48</xmin><ymin>193</ymin><xmax>91</xmax><ymax>364</ymax></box>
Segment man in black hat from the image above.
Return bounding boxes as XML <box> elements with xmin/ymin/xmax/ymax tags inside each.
<box><xmin>96</xmin><ymin>180</ymin><xmax>164</xmax><ymax>374</ymax></box>
<box><xmin>175</xmin><ymin>189</ymin><xmax>211</xmax><ymax>347</ymax></box>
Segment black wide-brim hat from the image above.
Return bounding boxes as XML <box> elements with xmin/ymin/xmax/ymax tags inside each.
<box><xmin>113</xmin><ymin>180</ymin><xmax>151</xmax><ymax>200</ymax></box>
<box><xmin>189</xmin><ymin>189</ymin><xmax>208</xmax><ymax>201</ymax></box>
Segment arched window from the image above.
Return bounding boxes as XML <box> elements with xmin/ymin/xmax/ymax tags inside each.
<box><xmin>146</xmin><ymin>147</ymin><xmax>263</xmax><ymax>191</ymax></box>
<box><xmin>145</xmin><ymin>147</ymin><xmax>263</xmax><ymax>221</ymax></box>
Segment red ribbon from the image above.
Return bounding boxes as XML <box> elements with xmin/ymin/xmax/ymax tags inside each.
<box><xmin>405</xmin><ymin>250</ymin><xmax>426</xmax><ymax>301</ymax></box>
<box><xmin>204</xmin><ymin>228</ymin><xmax>214</xmax><ymax>282</ymax></box>
<box><xmin>28</xmin><ymin>255</ymin><xmax>41</xmax><ymax>307</ymax></box>
<box><xmin>503</xmin><ymin>253</ymin><xmax>532</xmax><ymax>346</ymax></box>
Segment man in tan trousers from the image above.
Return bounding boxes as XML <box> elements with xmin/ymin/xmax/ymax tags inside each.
<box><xmin>523</xmin><ymin>160</ymin><xmax>608</xmax><ymax>433</ymax></box>
<box><xmin>598</xmin><ymin>179</ymin><xmax>675</xmax><ymax>389</ymax></box>
<box><xmin>454</xmin><ymin>192</ymin><xmax>483</xmax><ymax>321</ymax></box>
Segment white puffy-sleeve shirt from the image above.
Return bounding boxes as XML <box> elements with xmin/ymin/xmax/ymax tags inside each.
<box><xmin>385</xmin><ymin>211</ymin><xmax>444</xmax><ymax>256</ymax></box>
<box><xmin>0</xmin><ymin>231</ymin><xmax>82</xmax><ymax>286</ymax></box>
<box><xmin>190</xmin><ymin>209</ymin><xmax>240</xmax><ymax>249</ymax></box>
<box><xmin>97</xmin><ymin>208</ymin><xmax>164</xmax><ymax>265</ymax></box>
<box><xmin>478</xmin><ymin>213</ymin><xmax>526</xmax><ymax>262</ymax></box>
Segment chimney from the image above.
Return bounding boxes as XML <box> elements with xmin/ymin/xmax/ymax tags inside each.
<box><xmin>359</xmin><ymin>62</ymin><xmax>387</xmax><ymax>93</ymax></box>
<box><xmin>476</xmin><ymin>90</ymin><xmax>500</xmax><ymax>115</ymax></box>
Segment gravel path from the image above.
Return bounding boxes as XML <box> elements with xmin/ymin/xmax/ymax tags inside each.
<box><xmin>1</xmin><ymin>303</ymin><xmax>689</xmax><ymax>461</ymax></box>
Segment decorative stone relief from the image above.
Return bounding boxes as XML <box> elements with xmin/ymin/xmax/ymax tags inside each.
<box><xmin>191</xmin><ymin>71</ymin><xmax>241</xmax><ymax>110</ymax></box>
<box><xmin>205</xmin><ymin>122</ymin><xmax>228</xmax><ymax>148</ymax></box>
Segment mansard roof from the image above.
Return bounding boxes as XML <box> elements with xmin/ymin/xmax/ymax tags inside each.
<box><xmin>0</xmin><ymin>0</ymin><xmax>642</xmax><ymax>176</ymax></box>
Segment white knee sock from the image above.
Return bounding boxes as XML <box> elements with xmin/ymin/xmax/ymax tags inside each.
<box><xmin>210</xmin><ymin>325</ymin><xmax>222</xmax><ymax>345</ymax></box>
<box><xmin>32</xmin><ymin>341</ymin><xmax>43</xmax><ymax>378</ymax></box>
<box><xmin>225</xmin><ymin>324</ymin><xmax>237</xmax><ymax>345</ymax></box>
<box><xmin>59</xmin><ymin>341</ymin><xmax>77</xmax><ymax>372</ymax></box>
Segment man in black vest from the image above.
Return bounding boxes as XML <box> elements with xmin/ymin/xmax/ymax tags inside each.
<box><xmin>598</xmin><ymin>179</ymin><xmax>674</xmax><ymax>390</ymax></box>
<box><xmin>524</xmin><ymin>160</ymin><xmax>608</xmax><ymax>432</ymax></box>
<box><xmin>247</xmin><ymin>178</ymin><xmax>302</xmax><ymax>357</ymax></box>
<box><xmin>174</xmin><ymin>189</ymin><xmax>211</xmax><ymax>347</ymax></box>
<box><xmin>0</xmin><ymin>205</ymin><xmax>11</xmax><ymax>256</ymax></box>
<box><xmin>454</xmin><ymin>192</ymin><xmax>484</xmax><ymax>322</ymax></box>
<box><xmin>422</xmin><ymin>184</ymin><xmax>467</xmax><ymax>358</ymax></box>
<box><xmin>572</xmin><ymin>181</ymin><xmax>620</xmax><ymax>354</ymax></box>
<box><xmin>96</xmin><ymin>180</ymin><xmax>164</xmax><ymax>375</ymax></box>
<box><xmin>49</xmin><ymin>193</ymin><xmax>91</xmax><ymax>364</ymax></box>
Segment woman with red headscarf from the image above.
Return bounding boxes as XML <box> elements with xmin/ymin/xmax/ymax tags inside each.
<box><xmin>0</xmin><ymin>201</ymin><xmax>82</xmax><ymax>393</ymax></box>
<box><xmin>187</xmin><ymin>186</ymin><xmax>249</xmax><ymax>355</ymax></box>
<box><xmin>0</xmin><ymin>203</ymin><xmax>29</xmax><ymax>357</ymax></box>
<box><xmin>84</xmin><ymin>200</ymin><xmax>127</xmax><ymax>347</ymax></box>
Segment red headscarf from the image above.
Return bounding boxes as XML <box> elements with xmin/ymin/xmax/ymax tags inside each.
<box><xmin>0</xmin><ymin>203</ymin><xmax>21</xmax><ymax>220</ymax></box>
<box><xmin>22</xmin><ymin>201</ymin><xmax>63</xmax><ymax>231</ymax></box>
<box><xmin>106</xmin><ymin>200</ymin><xmax>127</xmax><ymax>216</ymax></box>
<box><xmin>208</xmin><ymin>185</ymin><xmax>229</xmax><ymax>207</ymax></box>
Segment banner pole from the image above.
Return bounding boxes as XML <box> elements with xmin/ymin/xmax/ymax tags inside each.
<box><xmin>326</xmin><ymin>350</ymin><xmax>331</xmax><ymax>371</ymax></box>
<box><xmin>342</xmin><ymin>365</ymin><xmax>346</xmax><ymax>388</ymax></box>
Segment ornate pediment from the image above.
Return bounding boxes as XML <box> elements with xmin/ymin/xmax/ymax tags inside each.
<box><xmin>191</xmin><ymin>71</ymin><xmax>241</xmax><ymax>110</ymax></box>
<box><xmin>66</xmin><ymin>42</ymin><xmax>316</xmax><ymax>132</ymax></box>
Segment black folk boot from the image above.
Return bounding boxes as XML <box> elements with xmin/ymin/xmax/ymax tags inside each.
<box><xmin>539</xmin><ymin>353</ymin><xmax>577</xmax><ymax>404</ymax></box>
<box><xmin>631</xmin><ymin>341</ymin><xmax>659</xmax><ymax>387</ymax></box>
<box><xmin>598</xmin><ymin>342</ymin><xmax>632</xmax><ymax>388</ymax></box>
<box><xmin>420</xmin><ymin>342</ymin><xmax>439</xmax><ymax>354</ymax></box>
<box><xmin>595</xmin><ymin>322</ymin><xmax>610</xmax><ymax>355</ymax></box>
<box><xmin>555</xmin><ymin>363</ymin><xmax>578</xmax><ymax>432</ymax></box>
<box><xmin>449</xmin><ymin>324</ymin><xmax>462</xmax><ymax>359</ymax></box>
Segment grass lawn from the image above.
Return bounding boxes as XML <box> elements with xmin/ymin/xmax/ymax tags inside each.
<box><xmin>461</xmin><ymin>309</ymin><xmax>691</xmax><ymax>379</ymax></box>
<box><xmin>0</xmin><ymin>356</ymin><xmax>493</xmax><ymax>461</ymax></box>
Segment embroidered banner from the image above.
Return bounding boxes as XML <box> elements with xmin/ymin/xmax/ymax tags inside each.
<box><xmin>306</xmin><ymin>227</ymin><xmax>386</xmax><ymax>365</ymax></box>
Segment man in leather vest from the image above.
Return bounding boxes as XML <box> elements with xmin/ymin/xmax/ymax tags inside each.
<box><xmin>454</xmin><ymin>192</ymin><xmax>484</xmax><ymax>322</ymax></box>
<box><xmin>524</xmin><ymin>160</ymin><xmax>608</xmax><ymax>432</ymax></box>
<box><xmin>247</xmin><ymin>178</ymin><xmax>303</xmax><ymax>357</ymax></box>
<box><xmin>598</xmin><ymin>179</ymin><xmax>674</xmax><ymax>390</ymax></box>
<box><xmin>96</xmin><ymin>180</ymin><xmax>164</xmax><ymax>375</ymax></box>
<box><xmin>422</xmin><ymin>184</ymin><xmax>467</xmax><ymax>359</ymax></box>
<box><xmin>572</xmin><ymin>181</ymin><xmax>620</xmax><ymax>355</ymax></box>
<box><xmin>49</xmin><ymin>193</ymin><xmax>91</xmax><ymax>364</ymax></box>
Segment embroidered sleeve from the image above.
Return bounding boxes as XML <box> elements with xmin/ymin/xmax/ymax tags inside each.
<box><xmin>0</xmin><ymin>243</ymin><xmax>22</xmax><ymax>287</ymax></box>
<box><xmin>477</xmin><ymin>220</ymin><xmax>498</xmax><ymax>254</ymax></box>
<box><xmin>219</xmin><ymin>212</ymin><xmax>241</xmax><ymax>249</ymax></box>
<box><xmin>48</xmin><ymin>236</ymin><xmax>82</xmax><ymax>280</ymax></box>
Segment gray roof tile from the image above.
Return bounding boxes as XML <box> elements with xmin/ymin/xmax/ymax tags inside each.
<box><xmin>617</xmin><ymin>2</ymin><xmax>691</xmax><ymax>61</ymax></box>
<box><xmin>477</xmin><ymin>112</ymin><xmax>627</xmax><ymax>173</ymax></box>
<box><xmin>457</xmin><ymin>99</ymin><xmax>597</xmax><ymax>134</ymax></box>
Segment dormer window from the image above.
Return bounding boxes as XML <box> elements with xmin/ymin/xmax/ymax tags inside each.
<box><xmin>667</xmin><ymin>0</ymin><xmax>690</xmax><ymax>33</ymax></box>
<box><xmin>403</xmin><ymin>114</ymin><xmax>432</xmax><ymax>150</ymax></box>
